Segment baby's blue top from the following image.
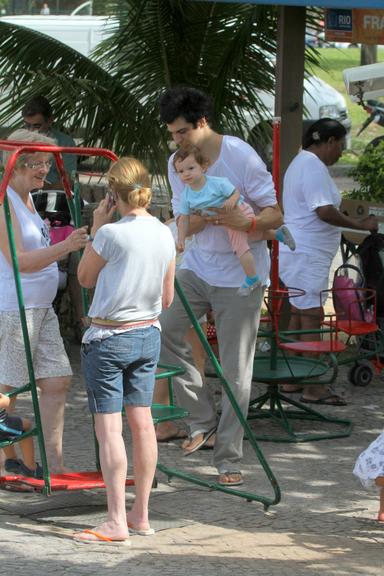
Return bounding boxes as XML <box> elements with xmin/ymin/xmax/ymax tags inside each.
<box><xmin>179</xmin><ymin>175</ymin><xmax>241</xmax><ymax>216</ymax></box>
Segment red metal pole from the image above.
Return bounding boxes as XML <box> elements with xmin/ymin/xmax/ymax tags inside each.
<box><xmin>271</xmin><ymin>117</ymin><xmax>281</xmax><ymax>292</ymax></box>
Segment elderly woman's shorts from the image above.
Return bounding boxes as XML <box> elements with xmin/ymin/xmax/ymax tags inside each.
<box><xmin>279</xmin><ymin>251</ymin><xmax>332</xmax><ymax>310</ymax></box>
<box><xmin>0</xmin><ymin>307</ymin><xmax>72</xmax><ymax>387</ymax></box>
<box><xmin>81</xmin><ymin>326</ymin><xmax>161</xmax><ymax>414</ymax></box>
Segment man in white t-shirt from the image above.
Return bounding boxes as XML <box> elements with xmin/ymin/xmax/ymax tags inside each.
<box><xmin>156</xmin><ymin>87</ymin><xmax>283</xmax><ymax>487</ymax></box>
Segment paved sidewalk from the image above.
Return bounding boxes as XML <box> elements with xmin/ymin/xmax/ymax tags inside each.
<box><xmin>1</xmin><ymin>343</ymin><xmax>383</xmax><ymax>576</ymax></box>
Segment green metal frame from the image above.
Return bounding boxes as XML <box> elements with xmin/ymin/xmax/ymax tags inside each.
<box><xmin>0</xmin><ymin>193</ymin><xmax>50</xmax><ymax>494</ymax></box>
<box><xmin>152</xmin><ymin>364</ymin><xmax>189</xmax><ymax>424</ymax></box>
<box><xmin>0</xmin><ymin>147</ymin><xmax>281</xmax><ymax>508</ymax></box>
<box><xmin>0</xmin><ymin>143</ymin><xmax>118</xmax><ymax>494</ymax></box>
<box><xmin>248</xmin><ymin>324</ymin><xmax>353</xmax><ymax>442</ymax></box>
<box><xmin>155</xmin><ymin>280</ymin><xmax>281</xmax><ymax>509</ymax></box>
<box><xmin>70</xmin><ymin>167</ymin><xmax>280</xmax><ymax>507</ymax></box>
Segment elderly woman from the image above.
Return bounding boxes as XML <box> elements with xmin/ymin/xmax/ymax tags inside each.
<box><xmin>279</xmin><ymin>119</ymin><xmax>378</xmax><ymax>405</ymax></box>
<box><xmin>75</xmin><ymin>157</ymin><xmax>175</xmax><ymax>544</ymax></box>
<box><xmin>0</xmin><ymin>129</ymin><xmax>88</xmax><ymax>473</ymax></box>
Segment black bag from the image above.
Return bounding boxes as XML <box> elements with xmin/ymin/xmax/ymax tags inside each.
<box><xmin>31</xmin><ymin>189</ymin><xmax>72</xmax><ymax>226</ymax></box>
<box><xmin>357</xmin><ymin>233</ymin><xmax>384</xmax><ymax>318</ymax></box>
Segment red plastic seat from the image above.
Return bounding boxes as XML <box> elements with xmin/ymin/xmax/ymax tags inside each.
<box><xmin>279</xmin><ymin>339</ymin><xmax>346</xmax><ymax>354</ymax></box>
<box><xmin>324</xmin><ymin>318</ymin><xmax>378</xmax><ymax>336</ymax></box>
<box><xmin>0</xmin><ymin>471</ymin><xmax>134</xmax><ymax>492</ymax></box>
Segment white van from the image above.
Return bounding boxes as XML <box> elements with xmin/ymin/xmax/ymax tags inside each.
<box><xmin>0</xmin><ymin>15</ymin><xmax>114</xmax><ymax>57</ymax></box>
<box><xmin>246</xmin><ymin>76</ymin><xmax>351</xmax><ymax>163</ymax></box>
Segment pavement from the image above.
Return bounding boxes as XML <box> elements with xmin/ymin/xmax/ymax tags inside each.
<box><xmin>1</xmin><ymin>340</ymin><xmax>384</xmax><ymax>576</ymax></box>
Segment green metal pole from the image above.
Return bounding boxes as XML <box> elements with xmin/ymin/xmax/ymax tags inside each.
<box><xmin>163</xmin><ymin>278</ymin><xmax>281</xmax><ymax>507</ymax></box>
<box><xmin>72</xmin><ymin>176</ymin><xmax>89</xmax><ymax>315</ymax></box>
<box><xmin>2</xmin><ymin>192</ymin><xmax>51</xmax><ymax>494</ymax></box>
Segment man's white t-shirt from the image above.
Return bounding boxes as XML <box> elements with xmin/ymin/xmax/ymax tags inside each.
<box><xmin>87</xmin><ymin>215</ymin><xmax>175</xmax><ymax>322</ymax></box>
<box><xmin>280</xmin><ymin>150</ymin><xmax>341</xmax><ymax>258</ymax></box>
<box><xmin>169</xmin><ymin>135</ymin><xmax>277</xmax><ymax>287</ymax></box>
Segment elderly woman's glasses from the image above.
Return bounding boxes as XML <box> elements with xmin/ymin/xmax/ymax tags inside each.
<box><xmin>23</xmin><ymin>160</ymin><xmax>52</xmax><ymax>170</ymax></box>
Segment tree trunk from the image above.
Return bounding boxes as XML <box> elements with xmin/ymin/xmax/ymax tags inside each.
<box><xmin>360</xmin><ymin>45</ymin><xmax>377</xmax><ymax>66</ymax></box>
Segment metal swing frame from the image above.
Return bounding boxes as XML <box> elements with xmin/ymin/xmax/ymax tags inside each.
<box><xmin>0</xmin><ymin>141</ymin><xmax>281</xmax><ymax>509</ymax></box>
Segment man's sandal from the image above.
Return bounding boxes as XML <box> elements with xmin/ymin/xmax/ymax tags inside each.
<box><xmin>182</xmin><ymin>427</ymin><xmax>217</xmax><ymax>456</ymax></box>
<box><xmin>218</xmin><ymin>472</ymin><xmax>244</xmax><ymax>486</ymax></box>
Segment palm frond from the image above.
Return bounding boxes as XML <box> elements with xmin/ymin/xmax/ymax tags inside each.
<box><xmin>0</xmin><ymin>1</ymin><xmax>323</xmax><ymax>182</ymax></box>
<box><xmin>0</xmin><ymin>20</ymin><xmax>168</xmax><ymax>175</ymax></box>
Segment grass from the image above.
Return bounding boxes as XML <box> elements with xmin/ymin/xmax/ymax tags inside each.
<box><xmin>310</xmin><ymin>47</ymin><xmax>384</xmax><ymax>164</ymax></box>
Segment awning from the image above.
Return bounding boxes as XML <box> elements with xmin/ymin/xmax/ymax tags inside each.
<box><xmin>204</xmin><ymin>1</ymin><xmax>384</xmax><ymax>8</ymax></box>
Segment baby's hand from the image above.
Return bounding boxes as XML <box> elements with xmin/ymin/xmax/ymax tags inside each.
<box><xmin>222</xmin><ymin>197</ymin><xmax>237</xmax><ymax>212</ymax></box>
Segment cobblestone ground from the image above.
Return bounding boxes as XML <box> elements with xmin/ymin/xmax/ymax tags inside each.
<box><xmin>1</xmin><ymin>342</ymin><xmax>383</xmax><ymax>576</ymax></box>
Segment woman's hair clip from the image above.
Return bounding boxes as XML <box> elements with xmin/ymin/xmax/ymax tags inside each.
<box><xmin>133</xmin><ymin>182</ymin><xmax>142</xmax><ymax>190</ymax></box>
<box><xmin>312</xmin><ymin>131</ymin><xmax>320</xmax><ymax>141</ymax></box>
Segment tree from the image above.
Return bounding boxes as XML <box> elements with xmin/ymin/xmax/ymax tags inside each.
<box><xmin>0</xmin><ymin>1</ymin><xmax>320</xmax><ymax>178</ymax></box>
<box><xmin>360</xmin><ymin>44</ymin><xmax>377</xmax><ymax>66</ymax></box>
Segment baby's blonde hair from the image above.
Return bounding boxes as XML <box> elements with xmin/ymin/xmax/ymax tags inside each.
<box><xmin>107</xmin><ymin>157</ymin><xmax>152</xmax><ymax>208</ymax></box>
<box><xmin>5</xmin><ymin>128</ymin><xmax>56</xmax><ymax>168</ymax></box>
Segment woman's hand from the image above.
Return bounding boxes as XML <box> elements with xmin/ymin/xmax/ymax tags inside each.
<box><xmin>176</xmin><ymin>241</ymin><xmax>185</xmax><ymax>253</ymax></box>
<box><xmin>360</xmin><ymin>214</ymin><xmax>379</xmax><ymax>233</ymax></box>
<box><xmin>64</xmin><ymin>226</ymin><xmax>89</xmax><ymax>253</ymax></box>
<box><xmin>203</xmin><ymin>205</ymin><xmax>250</xmax><ymax>231</ymax></box>
<box><xmin>91</xmin><ymin>197</ymin><xmax>117</xmax><ymax>236</ymax></box>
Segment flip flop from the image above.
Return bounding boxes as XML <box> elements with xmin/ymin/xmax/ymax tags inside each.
<box><xmin>128</xmin><ymin>523</ymin><xmax>155</xmax><ymax>536</ymax></box>
<box><xmin>183</xmin><ymin>427</ymin><xmax>217</xmax><ymax>456</ymax></box>
<box><xmin>73</xmin><ymin>529</ymin><xmax>131</xmax><ymax>545</ymax></box>
<box><xmin>218</xmin><ymin>472</ymin><xmax>244</xmax><ymax>487</ymax></box>
<box><xmin>299</xmin><ymin>394</ymin><xmax>347</xmax><ymax>406</ymax></box>
<box><xmin>199</xmin><ymin>433</ymin><xmax>216</xmax><ymax>450</ymax></box>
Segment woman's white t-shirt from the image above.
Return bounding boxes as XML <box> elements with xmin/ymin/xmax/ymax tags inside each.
<box><xmin>87</xmin><ymin>215</ymin><xmax>175</xmax><ymax>323</ymax></box>
<box><xmin>0</xmin><ymin>187</ymin><xmax>58</xmax><ymax>311</ymax></box>
<box><xmin>280</xmin><ymin>150</ymin><xmax>341</xmax><ymax>259</ymax></box>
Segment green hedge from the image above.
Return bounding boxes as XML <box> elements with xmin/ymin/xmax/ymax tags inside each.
<box><xmin>347</xmin><ymin>139</ymin><xmax>384</xmax><ymax>203</ymax></box>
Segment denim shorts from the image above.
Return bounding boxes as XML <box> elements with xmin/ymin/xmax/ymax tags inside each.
<box><xmin>81</xmin><ymin>326</ymin><xmax>161</xmax><ymax>414</ymax></box>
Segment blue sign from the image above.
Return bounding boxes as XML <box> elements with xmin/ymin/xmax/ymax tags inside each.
<box><xmin>326</xmin><ymin>9</ymin><xmax>353</xmax><ymax>32</ymax></box>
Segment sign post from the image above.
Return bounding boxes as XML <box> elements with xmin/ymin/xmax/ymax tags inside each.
<box><xmin>326</xmin><ymin>9</ymin><xmax>384</xmax><ymax>45</ymax></box>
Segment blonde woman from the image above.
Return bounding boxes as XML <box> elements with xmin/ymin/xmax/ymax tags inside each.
<box><xmin>76</xmin><ymin>157</ymin><xmax>176</xmax><ymax>544</ymax></box>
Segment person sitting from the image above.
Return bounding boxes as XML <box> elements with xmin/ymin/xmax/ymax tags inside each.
<box><xmin>0</xmin><ymin>392</ymin><xmax>43</xmax><ymax>478</ymax></box>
